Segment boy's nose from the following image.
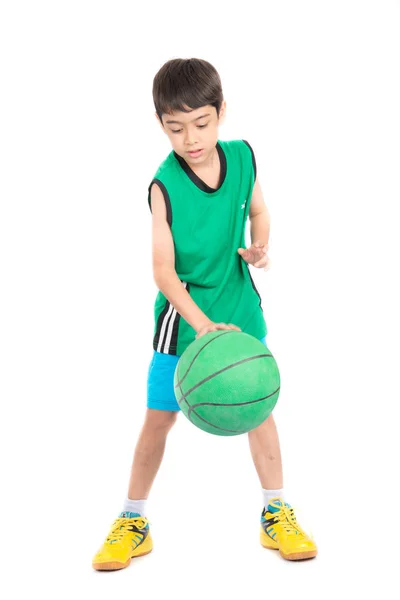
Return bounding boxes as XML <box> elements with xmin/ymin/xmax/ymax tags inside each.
<box><xmin>185</xmin><ymin>133</ymin><xmax>198</xmax><ymax>146</ymax></box>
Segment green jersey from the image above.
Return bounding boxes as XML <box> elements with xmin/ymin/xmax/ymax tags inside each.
<box><xmin>147</xmin><ymin>139</ymin><xmax>267</xmax><ymax>355</ymax></box>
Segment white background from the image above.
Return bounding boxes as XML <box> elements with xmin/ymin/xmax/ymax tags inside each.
<box><xmin>1</xmin><ymin>1</ymin><xmax>399</xmax><ymax>598</ymax></box>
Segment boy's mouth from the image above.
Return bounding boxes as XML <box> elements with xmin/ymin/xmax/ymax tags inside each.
<box><xmin>187</xmin><ymin>149</ymin><xmax>203</xmax><ymax>157</ymax></box>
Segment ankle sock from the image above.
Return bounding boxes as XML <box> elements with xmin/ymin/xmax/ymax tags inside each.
<box><xmin>122</xmin><ymin>497</ymin><xmax>147</xmax><ymax>517</ymax></box>
<box><xmin>262</xmin><ymin>488</ymin><xmax>284</xmax><ymax>510</ymax></box>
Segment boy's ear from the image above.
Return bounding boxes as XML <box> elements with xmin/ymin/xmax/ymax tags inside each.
<box><xmin>218</xmin><ymin>100</ymin><xmax>227</xmax><ymax>124</ymax></box>
<box><xmin>155</xmin><ymin>112</ymin><xmax>165</xmax><ymax>131</ymax></box>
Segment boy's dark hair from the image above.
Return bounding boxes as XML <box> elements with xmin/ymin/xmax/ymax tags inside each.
<box><xmin>153</xmin><ymin>58</ymin><xmax>224</xmax><ymax>125</ymax></box>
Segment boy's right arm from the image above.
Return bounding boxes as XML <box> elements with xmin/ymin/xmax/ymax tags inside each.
<box><xmin>150</xmin><ymin>183</ymin><xmax>241</xmax><ymax>338</ymax></box>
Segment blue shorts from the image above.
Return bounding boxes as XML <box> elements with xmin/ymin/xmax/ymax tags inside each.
<box><xmin>147</xmin><ymin>336</ymin><xmax>267</xmax><ymax>412</ymax></box>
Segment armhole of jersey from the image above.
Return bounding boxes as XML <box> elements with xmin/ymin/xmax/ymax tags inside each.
<box><xmin>242</xmin><ymin>140</ymin><xmax>257</xmax><ymax>183</ymax></box>
<box><xmin>148</xmin><ymin>179</ymin><xmax>173</xmax><ymax>227</ymax></box>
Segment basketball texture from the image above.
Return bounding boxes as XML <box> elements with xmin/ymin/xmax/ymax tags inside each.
<box><xmin>173</xmin><ymin>330</ymin><xmax>280</xmax><ymax>436</ymax></box>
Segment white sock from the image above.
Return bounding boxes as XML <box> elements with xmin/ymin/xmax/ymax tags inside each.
<box><xmin>262</xmin><ymin>488</ymin><xmax>284</xmax><ymax>510</ymax></box>
<box><xmin>122</xmin><ymin>497</ymin><xmax>147</xmax><ymax>517</ymax></box>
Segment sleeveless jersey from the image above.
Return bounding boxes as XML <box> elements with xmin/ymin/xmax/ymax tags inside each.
<box><xmin>147</xmin><ymin>139</ymin><xmax>267</xmax><ymax>355</ymax></box>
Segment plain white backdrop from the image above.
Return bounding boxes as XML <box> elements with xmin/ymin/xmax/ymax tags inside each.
<box><xmin>1</xmin><ymin>1</ymin><xmax>399</xmax><ymax>598</ymax></box>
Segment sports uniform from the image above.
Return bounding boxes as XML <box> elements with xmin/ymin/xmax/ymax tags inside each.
<box><xmin>146</xmin><ymin>139</ymin><xmax>267</xmax><ymax>410</ymax></box>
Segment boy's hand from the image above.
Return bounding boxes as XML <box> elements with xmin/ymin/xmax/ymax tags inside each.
<box><xmin>195</xmin><ymin>322</ymin><xmax>241</xmax><ymax>340</ymax></box>
<box><xmin>237</xmin><ymin>241</ymin><xmax>270</xmax><ymax>271</ymax></box>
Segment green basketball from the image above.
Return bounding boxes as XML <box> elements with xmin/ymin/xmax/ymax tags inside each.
<box><xmin>173</xmin><ymin>330</ymin><xmax>280</xmax><ymax>436</ymax></box>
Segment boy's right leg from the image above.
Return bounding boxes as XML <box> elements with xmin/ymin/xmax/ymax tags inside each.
<box><xmin>92</xmin><ymin>349</ymin><xmax>181</xmax><ymax>571</ymax></box>
<box><xmin>127</xmin><ymin>408</ymin><xmax>178</xmax><ymax>501</ymax></box>
<box><xmin>92</xmin><ymin>409</ymin><xmax>178</xmax><ymax>571</ymax></box>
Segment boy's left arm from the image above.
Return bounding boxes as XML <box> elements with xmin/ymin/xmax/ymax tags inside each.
<box><xmin>237</xmin><ymin>177</ymin><xmax>271</xmax><ymax>271</ymax></box>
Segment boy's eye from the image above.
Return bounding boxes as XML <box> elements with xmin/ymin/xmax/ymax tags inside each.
<box><xmin>171</xmin><ymin>124</ymin><xmax>208</xmax><ymax>134</ymax></box>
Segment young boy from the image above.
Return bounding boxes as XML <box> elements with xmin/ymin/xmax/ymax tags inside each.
<box><xmin>92</xmin><ymin>58</ymin><xmax>317</xmax><ymax>571</ymax></box>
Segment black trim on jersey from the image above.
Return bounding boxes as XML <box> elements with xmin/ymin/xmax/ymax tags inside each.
<box><xmin>242</xmin><ymin>140</ymin><xmax>257</xmax><ymax>182</ymax></box>
<box><xmin>173</xmin><ymin>142</ymin><xmax>227</xmax><ymax>193</ymax></box>
<box><xmin>247</xmin><ymin>265</ymin><xmax>263</xmax><ymax>310</ymax></box>
<box><xmin>148</xmin><ymin>179</ymin><xmax>173</xmax><ymax>227</ymax></box>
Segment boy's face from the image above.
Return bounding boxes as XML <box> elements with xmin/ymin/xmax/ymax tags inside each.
<box><xmin>156</xmin><ymin>102</ymin><xmax>226</xmax><ymax>165</ymax></box>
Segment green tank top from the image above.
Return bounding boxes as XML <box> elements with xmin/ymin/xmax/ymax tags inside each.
<box><xmin>147</xmin><ymin>139</ymin><xmax>267</xmax><ymax>355</ymax></box>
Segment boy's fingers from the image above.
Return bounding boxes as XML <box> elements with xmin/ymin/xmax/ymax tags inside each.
<box><xmin>255</xmin><ymin>258</ymin><xmax>268</xmax><ymax>268</ymax></box>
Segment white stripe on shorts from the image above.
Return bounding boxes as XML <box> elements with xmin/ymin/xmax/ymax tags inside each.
<box><xmin>156</xmin><ymin>281</ymin><xmax>187</xmax><ymax>353</ymax></box>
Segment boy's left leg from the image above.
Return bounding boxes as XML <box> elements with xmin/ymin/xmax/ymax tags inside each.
<box><xmin>248</xmin><ymin>412</ymin><xmax>283</xmax><ymax>490</ymax></box>
<box><xmin>248</xmin><ymin>414</ymin><xmax>317</xmax><ymax>560</ymax></box>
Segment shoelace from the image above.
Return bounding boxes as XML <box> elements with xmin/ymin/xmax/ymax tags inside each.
<box><xmin>106</xmin><ymin>517</ymin><xmax>149</xmax><ymax>543</ymax></box>
<box><xmin>273</xmin><ymin>504</ymin><xmax>307</xmax><ymax>537</ymax></box>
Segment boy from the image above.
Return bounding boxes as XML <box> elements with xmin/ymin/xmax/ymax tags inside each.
<box><xmin>92</xmin><ymin>58</ymin><xmax>317</xmax><ymax>570</ymax></box>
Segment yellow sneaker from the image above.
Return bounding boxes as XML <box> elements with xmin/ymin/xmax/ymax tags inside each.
<box><xmin>260</xmin><ymin>498</ymin><xmax>317</xmax><ymax>560</ymax></box>
<box><xmin>92</xmin><ymin>511</ymin><xmax>153</xmax><ymax>571</ymax></box>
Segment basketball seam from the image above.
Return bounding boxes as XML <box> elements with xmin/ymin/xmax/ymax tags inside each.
<box><xmin>174</xmin><ymin>333</ymin><xmax>279</xmax><ymax>435</ymax></box>
<box><xmin>187</xmin><ymin>386</ymin><xmax>281</xmax><ymax>420</ymax></box>
<box><xmin>175</xmin><ymin>330</ymin><xmax>235</xmax><ymax>388</ymax></box>
<box><xmin>184</xmin><ymin>410</ymin><xmax>250</xmax><ymax>434</ymax></box>
<box><xmin>176</xmin><ymin>354</ymin><xmax>273</xmax><ymax>400</ymax></box>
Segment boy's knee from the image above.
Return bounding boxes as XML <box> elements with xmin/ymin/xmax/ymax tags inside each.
<box><xmin>145</xmin><ymin>408</ymin><xmax>179</xmax><ymax>431</ymax></box>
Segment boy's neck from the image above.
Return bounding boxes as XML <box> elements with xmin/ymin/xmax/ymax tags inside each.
<box><xmin>187</xmin><ymin>145</ymin><xmax>219</xmax><ymax>173</ymax></box>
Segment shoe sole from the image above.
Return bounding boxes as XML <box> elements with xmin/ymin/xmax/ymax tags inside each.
<box><xmin>92</xmin><ymin>548</ymin><xmax>153</xmax><ymax>571</ymax></box>
<box><xmin>261</xmin><ymin>542</ymin><xmax>317</xmax><ymax>561</ymax></box>
<box><xmin>261</xmin><ymin>534</ymin><xmax>317</xmax><ymax>561</ymax></box>
<box><xmin>279</xmin><ymin>548</ymin><xmax>317</xmax><ymax>560</ymax></box>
